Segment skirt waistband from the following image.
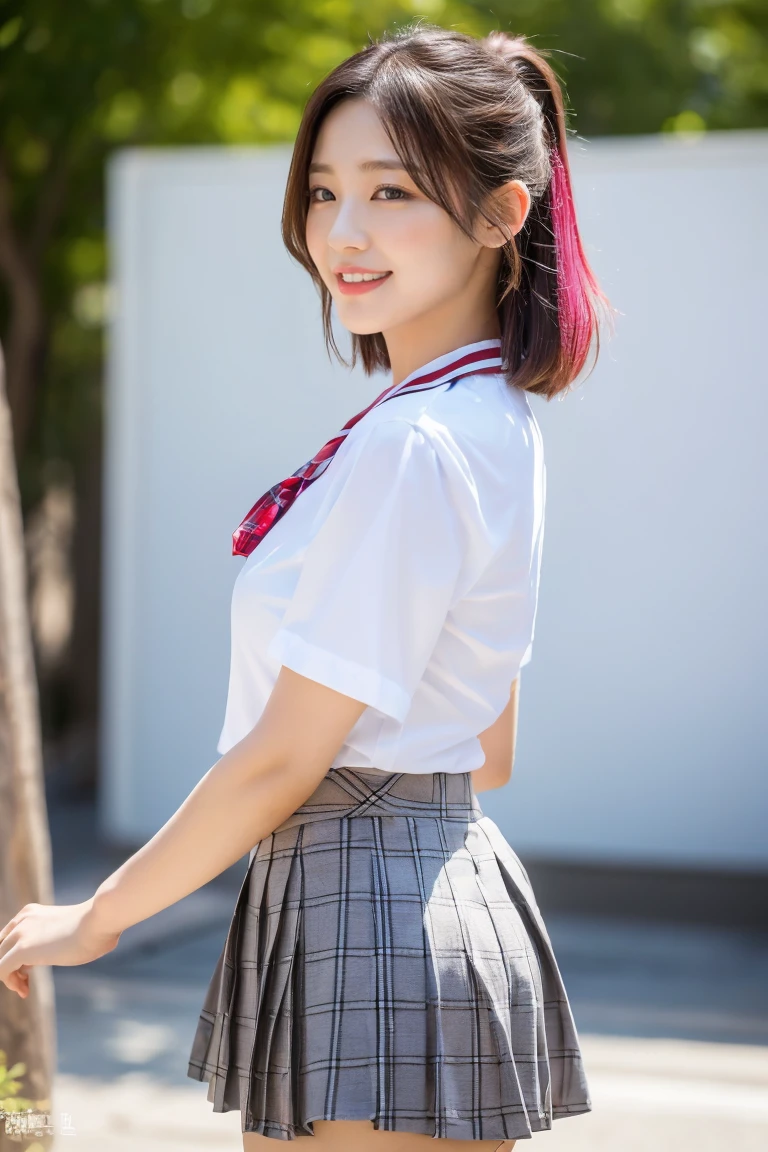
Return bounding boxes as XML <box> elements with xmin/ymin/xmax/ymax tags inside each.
<box><xmin>269</xmin><ymin>766</ymin><xmax>484</xmax><ymax>836</ymax></box>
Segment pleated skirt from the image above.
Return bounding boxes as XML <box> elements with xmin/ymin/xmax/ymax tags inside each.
<box><xmin>186</xmin><ymin>766</ymin><xmax>591</xmax><ymax>1141</ymax></box>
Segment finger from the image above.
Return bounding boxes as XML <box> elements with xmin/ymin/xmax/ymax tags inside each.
<box><xmin>0</xmin><ymin>915</ymin><xmax>20</xmax><ymax>944</ymax></box>
<box><xmin>9</xmin><ymin>966</ymin><xmax>28</xmax><ymax>989</ymax></box>
<box><xmin>5</xmin><ymin>969</ymin><xmax>29</xmax><ymax>997</ymax></box>
<box><xmin>0</xmin><ymin>942</ymin><xmax>24</xmax><ymax>984</ymax></box>
<box><xmin>0</xmin><ymin>971</ymin><xmax>27</xmax><ymax>995</ymax></box>
<box><xmin>0</xmin><ymin>928</ymin><xmax>20</xmax><ymax>965</ymax></box>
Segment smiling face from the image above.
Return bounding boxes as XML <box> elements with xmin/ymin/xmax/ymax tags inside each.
<box><xmin>304</xmin><ymin>97</ymin><xmax>518</xmax><ymax>372</ymax></box>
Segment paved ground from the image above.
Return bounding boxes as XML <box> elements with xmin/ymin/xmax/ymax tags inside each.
<box><xmin>35</xmin><ymin>797</ymin><xmax>768</xmax><ymax>1150</ymax></box>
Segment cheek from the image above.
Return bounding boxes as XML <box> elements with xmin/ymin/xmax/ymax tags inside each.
<box><xmin>305</xmin><ymin>212</ymin><xmax>327</xmax><ymax>270</ymax></box>
<box><xmin>385</xmin><ymin>209</ymin><xmax>473</xmax><ymax>289</ymax></box>
<box><xmin>384</xmin><ymin>206</ymin><xmax>443</xmax><ymax>258</ymax></box>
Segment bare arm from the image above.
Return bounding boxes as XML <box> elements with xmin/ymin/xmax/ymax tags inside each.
<box><xmin>1</xmin><ymin>665</ymin><xmax>518</xmax><ymax>995</ymax></box>
<box><xmin>90</xmin><ymin>666</ymin><xmax>367</xmax><ymax>934</ymax></box>
<box><xmin>471</xmin><ymin>675</ymin><xmax>520</xmax><ymax>793</ymax></box>
<box><xmin>0</xmin><ymin>666</ymin><xmax>367</xmax><ymax>996</ymax></box>
<box><xmin>93</xmin><ymin>667</ymin><xmax>519</xmax><ymax>928</ymax></box>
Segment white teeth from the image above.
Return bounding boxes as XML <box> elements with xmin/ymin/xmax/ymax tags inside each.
<box><xmin>339</xmin><ymin>272</ymin><xmax>390</xmax><ymax>282</ymax></box>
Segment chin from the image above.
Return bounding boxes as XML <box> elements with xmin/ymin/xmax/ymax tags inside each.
<box><xmin>345</xmin><ymin>323</ymin><xmax>384</xmax><ymax>336</ymax></box>
<box><xmin>337</xmin><ymin>313</ymin><xmax>389</xmax><ymax>336</ymax></box>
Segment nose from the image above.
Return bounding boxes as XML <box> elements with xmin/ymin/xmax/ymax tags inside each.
<box><xmin>326</xmin><ymin>196</ymin><xmax>370</xmax><ymax>253</ymax></box>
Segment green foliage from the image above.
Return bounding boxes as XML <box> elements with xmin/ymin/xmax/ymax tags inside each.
<box><xmin>0</xmin><ymin>1045</ymin><xmax>39</xmax><ymax>1115</ymax></box>
<box><xmin>0</xmin><ymin>1050</ymin><xmax>51</xmax><ymax>1152</ymax></box>
<box><xmin>0</xmin><ymin>0</ymin><xmax>765</xmax><ymax>564</ymax></box>
<box><xmin>459</xmin><ymin>0</ymin><xmax>768</xmax><ymax>137</ymax></box>
<box><xmin>0</xmin><ymin>0</ymin><xmax>764</xmax><ymax>487</ymax></box>
<box><xmin>0</xmin><ymin>1047</ymin><xmax>27</xmax><ymax>1102</ymax></box>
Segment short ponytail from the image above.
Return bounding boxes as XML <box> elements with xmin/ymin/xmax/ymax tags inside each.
<box><xmin>282</xmin><ymin>22</ymin><xmax>611</xmax><ymax>399</ymax></box>
<box><xmin>481</xmin><ymin>31</ymin><xmax>610</xmax><ymax>394</ymax></box>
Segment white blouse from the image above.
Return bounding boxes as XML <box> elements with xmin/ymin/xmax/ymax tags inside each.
<box><xmin>217</xmin><ymin>338</ymin><xmax>546</xmax><ymax>775</ymax></box>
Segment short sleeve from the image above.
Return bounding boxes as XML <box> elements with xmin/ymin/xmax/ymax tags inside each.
<box><xmin>267</xmin><ymin>417</ymin><xmax>476</xmax><ymax>722</ymax></box>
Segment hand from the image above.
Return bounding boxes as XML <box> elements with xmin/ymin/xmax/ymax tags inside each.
<box><xmin>0</xmin><ymin>900</ymin><xmax>122</xmax><ymax>998</ymax></box>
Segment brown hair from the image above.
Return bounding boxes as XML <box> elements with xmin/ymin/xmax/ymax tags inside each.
<box><xmin>281</xmin><ymin>21</ymin><xmax>610</xmax><ymax>400</ymax></box>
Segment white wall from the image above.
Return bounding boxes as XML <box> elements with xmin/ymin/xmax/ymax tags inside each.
<box><xmin>102</xmin><ymin>131</ymin><xmax>768</xmax><ymax>869</ymax></box>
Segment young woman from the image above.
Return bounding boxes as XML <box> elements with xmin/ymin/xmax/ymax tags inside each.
<box><xmin>0</xmin><ymin>22</ymin><xmax>608</xmax><ymax>1151</ymax></box>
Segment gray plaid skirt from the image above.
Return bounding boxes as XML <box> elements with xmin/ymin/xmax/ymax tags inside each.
<box><xmin>186</xmin><ymin>766</ymin><xmax>591</xmax><ymax>1141</ymax></box>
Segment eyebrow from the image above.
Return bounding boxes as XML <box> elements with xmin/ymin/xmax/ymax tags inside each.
<box><xmin>308</xmin><ymin>159</ymin><xmax>409</xmax><ymax>175</ymax></box>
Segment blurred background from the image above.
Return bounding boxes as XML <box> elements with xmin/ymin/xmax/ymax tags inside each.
<box><xmin>0</xmin><ymin>1</ymin><xmax>766</xmax><ymax>1150</ymax></box>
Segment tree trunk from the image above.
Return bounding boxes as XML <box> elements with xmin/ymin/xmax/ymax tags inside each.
<box><xmin>0</xmin><ymin>339</ymin><xmax>56</xmax><ymax>1141</ymax></box>
<box><xmin>0</xmin><ymin>155</ymin><xmax>46</xmax><ymax>465</ymax></box>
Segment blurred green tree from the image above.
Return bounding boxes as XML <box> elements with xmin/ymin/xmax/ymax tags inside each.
<box><xmin>0</xmin><ymin>0</ymin><xmax>765</xmax><ymax>785</ymax></box>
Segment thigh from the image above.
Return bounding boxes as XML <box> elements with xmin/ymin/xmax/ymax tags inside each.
<box><xmin>243</xmin><ymin>1119</ymin><xmax>516</xmax><ymax>1150</ymax></box>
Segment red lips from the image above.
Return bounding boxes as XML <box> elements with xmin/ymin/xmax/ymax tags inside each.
<box><xmin>334</xmin><ymin>269</ymin><xmax>393</xmax><ymax>295</ymax></box>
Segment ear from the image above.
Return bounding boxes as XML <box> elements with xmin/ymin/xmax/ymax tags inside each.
<box><xmin>476</xmin><ymin>180</ymin><xmax>531</xmax><ymax>249</ymax></box>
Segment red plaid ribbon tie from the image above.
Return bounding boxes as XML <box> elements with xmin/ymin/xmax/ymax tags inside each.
<box><xmin>232</xmin><ymin>340</ymin><xmax>504</xmax><ymax>558</ymax></box>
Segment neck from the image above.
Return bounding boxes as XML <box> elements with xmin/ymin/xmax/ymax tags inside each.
<box><xmin>382</xmin><ymin>305</ymin><xmax>501</xmax><ymax>389</ymax></box>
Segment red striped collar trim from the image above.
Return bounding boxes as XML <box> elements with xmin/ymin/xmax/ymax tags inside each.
<box><xmin>385</xmin><ymin>338</ymin><xmax>504</xmax><ymax>399</ymax></box>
